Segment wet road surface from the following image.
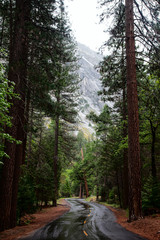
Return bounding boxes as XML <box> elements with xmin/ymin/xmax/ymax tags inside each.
<box><xmin>20</xmin><ymin>198</ymin><xmax>147</xmax><ymax>240</ymax></box>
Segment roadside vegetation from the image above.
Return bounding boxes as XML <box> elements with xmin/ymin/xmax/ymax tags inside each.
<box><xmin>0</xmin><ymin>0</ymin><xmax>160</xmax><ymax>232</ymax></box>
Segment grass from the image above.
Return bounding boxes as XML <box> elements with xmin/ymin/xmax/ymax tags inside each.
<box><xmin>85</xmin><ymin>196</ymin><xmax>97</xmax><ymax>202</ymax></box>
<box><xmin>99</xmin><ymin>202</ymin><xmax>120</xmax><ymax>209</ymax></box>
<box><xmin>84</xmin><ymin>196</ymin><xmax>121</xmax><ymax>209</ymax></box>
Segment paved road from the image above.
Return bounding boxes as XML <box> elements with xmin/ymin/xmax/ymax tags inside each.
<box><xmin>21</xmin><ymin>199</ymin><xmax>147</xmax><ymax>240</ymax></box>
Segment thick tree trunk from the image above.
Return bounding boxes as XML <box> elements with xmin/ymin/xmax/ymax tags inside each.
<box><xmin>0</xmin><ymin>0</ymin><xmax>30</xmax><ymax>231</ymax></box>
<box><xmin>125</xmin><ymin>0</ymin><xmax>142</xmax><ymax>221</ymax></box>
<box><xmin>10</xmin><ymin>0</ymin><xmax>31</xmax><ymax>228</ymax></box>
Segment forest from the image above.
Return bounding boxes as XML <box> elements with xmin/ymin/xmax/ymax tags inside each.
<box><xmin>0</xmin><ymin>0</ymin><xmax>160</xmax><ymax>232</ymax></box>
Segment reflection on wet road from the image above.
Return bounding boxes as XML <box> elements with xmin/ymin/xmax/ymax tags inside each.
<box><xmin>21</xmin><ymin>199</ymin><xmax>147</xmax><ymax>240</ymax></box>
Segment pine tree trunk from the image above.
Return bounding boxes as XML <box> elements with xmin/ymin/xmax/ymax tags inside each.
<box><xmin>10</xmin><ymin>0</ymin><xmax>31</xmax><ymax>228</ymax></box>
<box><xmin>0</xmin><ymin>0</ymin><xmax>30</xmax><ymax>231</ymax></box>
<box><xmin>125</xmin><ymin>0</ymin><xmax>142</xmax><ymax>221</ymax></box>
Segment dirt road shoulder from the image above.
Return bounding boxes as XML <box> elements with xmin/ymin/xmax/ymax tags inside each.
<box><xmin>0</xmin><ymin>199</ymin><xmax>70</xmax><ymax>240</ymax></box>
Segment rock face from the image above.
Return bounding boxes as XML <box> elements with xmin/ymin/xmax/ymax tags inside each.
<box><xmin>77</xmin><ymin>43</ymin><xmax>104</xmax><ymax>137</ymax></box>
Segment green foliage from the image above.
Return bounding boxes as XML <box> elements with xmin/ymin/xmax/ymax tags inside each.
<box><xmin>34</xmin><ymin>162</ymin><xmax>54</xmax><ymax>203</ymax></box>
<box><xmin>60</xmin><ymin>170</ymin><xmax>72</xmax><ymax>197</ymax></box>
<box><xmin>60</xmin><ymin>180</ymin><xmax>71</xmax><ymax>197</ymax></box>
<box><xmin>17</xmin><ymin>173</ymin><xmax>37</xmax><ymax>220</ymax></box>
<box><xmin>142</xmin><ymin>176</ymin><xmax>160</xmax><ymax>214</ymax></box>
<box><xmin>25</xmin><ymin>122</ymin><xmax>55</xmax><ymax>205</ymax></box>
<box><xmin>0</xmin><ymin>59</ymin><xmax>19</xmax><ymax>161</ymax></box>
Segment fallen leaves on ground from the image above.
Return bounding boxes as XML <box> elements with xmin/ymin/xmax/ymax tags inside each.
<box><xmin>108</xmin><ymin>206</ymin><xmax>160</xmax><ymax>240</ymax></box>
<box><xmin>0</xmin><ymin>199</ymin><xmax>70</xmax><ymax>240</ymax></box>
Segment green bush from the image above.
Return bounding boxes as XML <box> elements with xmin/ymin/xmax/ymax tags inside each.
<box><xmin>142</xmin><ymin>176</ymin><xmax>160</xmax><ymax>215</ymax></box>
<box><xmin>60</xmin><ymin>179</ymin><xmax>71</xmax><ymax>197</ymax></box>
<box><xmin>17</xmin><ymin>174</ymin><xmax>37</xmax><ymax>222</ymax></box>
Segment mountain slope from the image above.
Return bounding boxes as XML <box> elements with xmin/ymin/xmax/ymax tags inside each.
<box><xmin>77</xmin><ymin>43</ymin><xmax>104</xmax><ymax>137</ymax></box>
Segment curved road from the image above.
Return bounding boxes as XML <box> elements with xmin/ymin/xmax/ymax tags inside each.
<box><xmin>21</xmin><ymin>199</ymin><xmax>147</xmax><ymax>240</ymax></box>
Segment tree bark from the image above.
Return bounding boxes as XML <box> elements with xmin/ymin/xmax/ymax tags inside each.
<box><xmin>125</xmin><ymin>0</ymin><xmax>142</xmax><ymax>221</ymax></box>
<box><xmin>0</xmin><ymin>0</ymin><xmax>31</xmax><ymax>231</ymax></box>
<box><xmin>121</xmin><ymin>42</ymin><xmax>129</xmax><ymax>209</ymax></box>
<box><xmin>10</xmin><ymin>0</ymin><xmax>31</xmax><ymax>228</ymax></box>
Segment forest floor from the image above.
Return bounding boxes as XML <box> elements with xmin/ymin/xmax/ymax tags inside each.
<box><xmin>0</xmin><ymin>199</ymin><xmax>160</xmax><ymax>240</ymax></box>
<box><xmin>0</xmin><ymin>199</ymin><xmax>70</xmax><ymax>240</ymax></box>
<box><xmin>108</xmin><ymin>205</ymin><xmax>160</xmax><ymax>240</ymax></box>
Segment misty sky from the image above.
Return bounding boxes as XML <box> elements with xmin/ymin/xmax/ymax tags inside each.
<box><xmin>65</xmin><ymin>0</ymin><xmax>107</xmax><ymax>52</ymax></box>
